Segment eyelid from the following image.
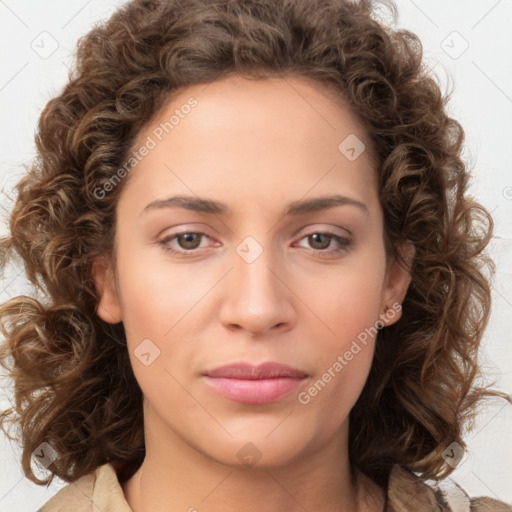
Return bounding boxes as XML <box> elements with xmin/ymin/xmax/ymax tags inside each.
<box><xmin>294</xmin><ymin>223</ymin><xmax>352</xmax><ymax>239</ymax></box>
<box><xmin>158</xmin><ymin>230</ymin><xmax>215</xmax><ymax>248</ymax></box>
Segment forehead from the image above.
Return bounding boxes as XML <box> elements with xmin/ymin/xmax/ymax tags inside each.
<box><xmin>119</xmin><ymin>74</ymin><xmax>379</xmax><ymax>218</ymax></box>
<box><xmin>136</xmin><ymin>73</ymin><xmax>374</xmax><ymax>157</ymax></box>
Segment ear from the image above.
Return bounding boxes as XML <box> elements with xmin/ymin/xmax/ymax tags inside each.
<box><xmin>91</xmin><ymin>254</ymin><xmax>122</xmax><ymax>324</ymax></box>
<box><xmin>379</xmin><ymin>240</ymin><xmax>415</xmax><ymax>328</ymax></box>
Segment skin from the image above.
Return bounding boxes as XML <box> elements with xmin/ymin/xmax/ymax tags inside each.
<box><xmin>93</xmin><ymin>74</ymin><xmax>414</xmax><ymax>512</ymax></box>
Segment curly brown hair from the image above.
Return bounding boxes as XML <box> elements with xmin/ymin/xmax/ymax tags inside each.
<box><xmin>0</xmin><ymin>0</ymin><xmax>504</xmax><ymax>488</ymax></box>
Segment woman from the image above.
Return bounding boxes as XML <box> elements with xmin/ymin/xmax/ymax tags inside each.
<box><xmin>1</xmin><ymin>0</ymin><xmax>510</xmax><ymax>510</ymax></box>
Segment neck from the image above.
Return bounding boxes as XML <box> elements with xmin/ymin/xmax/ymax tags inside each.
<box><xmin>122</xmin><ymin>409</ymin><xmax>384</xmax><ymax>512</ymax></box>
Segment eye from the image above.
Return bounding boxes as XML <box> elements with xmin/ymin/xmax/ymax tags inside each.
<box><xmin>295</xmin><ymin>231</ymin><xmax>352</xmax><ymax>256</ymax></box>
<box><xmin>158</xmin><ymin>231</ymin><xmax>212</xmax><ymax>254</ymax></box>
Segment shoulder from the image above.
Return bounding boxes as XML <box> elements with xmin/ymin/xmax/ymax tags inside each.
<box><xmin>37</xmin><ymin>462</ymin><xmax>132</xmax><ymax>512</ymax></box>
<box><xmin>387</xmin><ymin>464</ymin><xmax>512</xmax><ymax>512</ymax></box>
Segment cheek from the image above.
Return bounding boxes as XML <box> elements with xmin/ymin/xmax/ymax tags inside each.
<box><xmin>113</xmin><ymin>250</ymin><xmax>214</xmax><ymax>393</ymax></box>
<box><xmin>295</xmin><ymin>257</ymin><xmax>386</xmax><ymax>406</ymax></box>
<box><xmin>115</xmin><ymin>250</ymin><xmax>204</xmax><ymax>340</ymax></box>
<box><xmin>296</xmin><ymin>279</ymin><xmax>382</xmax><ymax>434</ymax></box>
<box><xmin>307</xmin><ymin>264</ymin><xmax>386</xmax><ymax>347</ymax></box>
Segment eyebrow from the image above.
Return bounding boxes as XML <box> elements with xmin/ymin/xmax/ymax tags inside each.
<box><xmin>142</xmin><ymin>194</ymin><xmax>369</xmax><ymax>216</ymax></box>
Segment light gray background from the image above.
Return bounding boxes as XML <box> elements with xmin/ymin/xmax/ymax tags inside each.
<box><xmin>1</xmin><ymin>0</ymin><xmax>511</xmax><ymax>510</ymax></box>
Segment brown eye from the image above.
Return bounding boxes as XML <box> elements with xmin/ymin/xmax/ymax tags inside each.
<box><xmin>158</xmin><ymin>231</ymin><xmax>211</xmax><ymax>254</ymax></box>
<box><xmin>307</xmin><ymin>233</ymin><xmax>332</xmax><ymax>250</ymax></box>
<box><xmin>295</xmin><ymin>231</ymin><xmax>352</xmax><ymax>257</ymax></box>
<box><xmin>175</xmin><ymin>233</ymin><xmax>203</xmax><ymax>250</ymax></box>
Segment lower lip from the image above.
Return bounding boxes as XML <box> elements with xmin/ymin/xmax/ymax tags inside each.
<box><xmin>203</xmin><ymin>376</ymin><xmax>305</xmax><ymax>404</ymax></box>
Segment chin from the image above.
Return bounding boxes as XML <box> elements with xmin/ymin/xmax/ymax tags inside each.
<box><xmin>192</xmin><ymin>420</ymin><xmax>326</xmax><ymax>470</ymax></box>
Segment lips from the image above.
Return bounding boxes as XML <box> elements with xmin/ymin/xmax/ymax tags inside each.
<box><xmin>204</xmin><ymin>362</ymin><xmax>308</xmax><ymax>379</ymax></box>
<box><xmin>203</xmin><ymin>362</ymin><xmax>308</xmax><ymax>404</ymax></box>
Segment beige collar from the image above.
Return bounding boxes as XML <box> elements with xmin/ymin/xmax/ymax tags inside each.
<box><xmin>39</xmin><ymin>461</ymin><xmax>512</xmax><ymax>512</ymax></box>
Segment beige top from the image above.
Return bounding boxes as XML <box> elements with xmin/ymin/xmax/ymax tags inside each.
<box><xmin>37</xmin><ymin>462</ymin><xmax>512</xmax><ymax>512</ymax></box>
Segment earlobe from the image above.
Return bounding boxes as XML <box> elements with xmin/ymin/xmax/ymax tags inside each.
<box><xmin>380</xmin><ymin>240</ymin><xmax>415</xmax><ymax>327</ymax></box>
<box><xmin>91</xmin><ymin>255</ymin><xmax>123</xmax><ymax>324</ymax></box>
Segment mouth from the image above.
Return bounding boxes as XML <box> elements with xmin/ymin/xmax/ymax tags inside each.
<box><xmin>203</xmin><ymin>362</ymin><xmax>308</xmax><ymax>405</ymax></box>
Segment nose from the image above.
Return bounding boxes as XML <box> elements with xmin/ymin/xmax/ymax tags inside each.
<box><xmin>218</xmin><ymin>241</ymin><xmax>296</xmax><ymax>337</ymax></box>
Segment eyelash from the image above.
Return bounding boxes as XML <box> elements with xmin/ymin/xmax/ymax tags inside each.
<box><xmin>157</xmin><ymin>231</ymin><xmax>352</xmax><ymax>257</ymax></box>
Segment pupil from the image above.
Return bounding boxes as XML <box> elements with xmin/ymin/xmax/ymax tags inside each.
<box><xmin>311</xmin><ymin>233</ymin><xmax>329</xmax><ymax>249</ymax></box>
<box><xmin>180</xmin><ymin>233</ymin><xmax>199</xmax><ymax>249</ymax></box>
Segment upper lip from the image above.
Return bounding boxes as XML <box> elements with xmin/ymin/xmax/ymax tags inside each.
<box><xmin>204</xmin><ymin>362</ymin><xmax>308</xmax><ymax>379</ymax></box>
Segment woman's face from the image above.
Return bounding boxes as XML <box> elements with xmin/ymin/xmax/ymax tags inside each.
<box><xmin>94</xmin><ymin>74</ymin><xmax>412</xmax><ymax>468</ymax></box>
